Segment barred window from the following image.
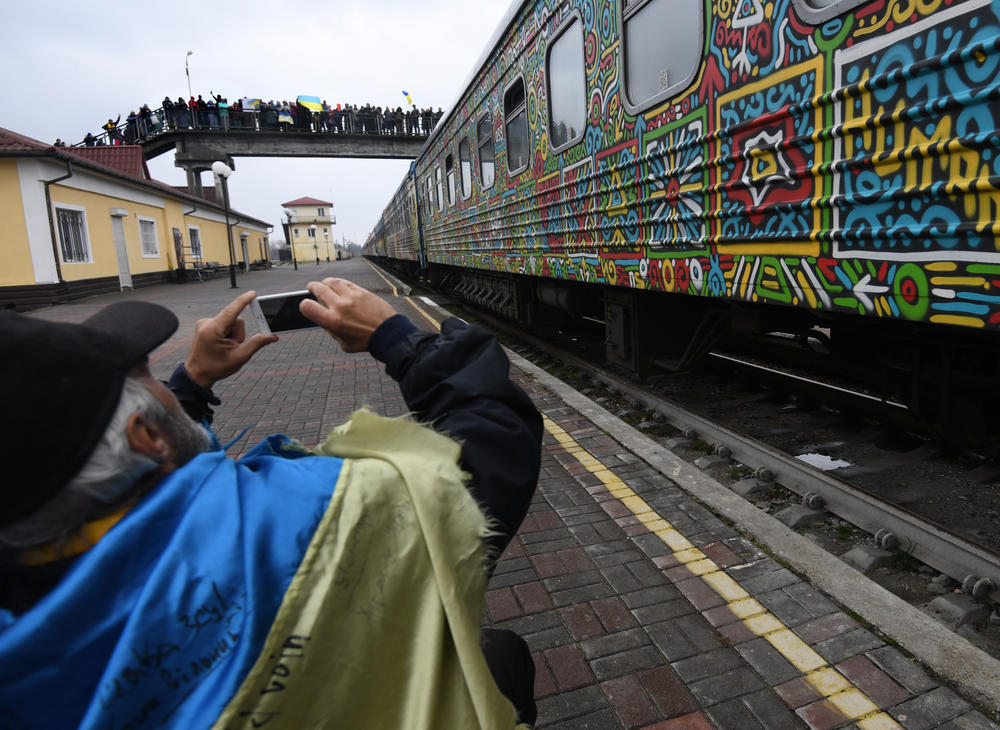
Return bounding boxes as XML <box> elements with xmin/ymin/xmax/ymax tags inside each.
<box><xmin>139</xmin><ymin>218</ymin><xmax>159</xmax><ymax>256</ymax></box>
<box><xmin>189</xmin><ymin>227</ymin><xmax>202</xmax><ymax>257</ymax></box>
<box><xmin>56</xmin><ymin>207</ymin><xmax>90</xmax><ymax>263</ymax></box>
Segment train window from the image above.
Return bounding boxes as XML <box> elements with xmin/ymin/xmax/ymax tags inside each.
<box><xmin>791</xmin><ymin>0</ymin><xmax>868</xmax><ymax>23</ymax></box>
<box><xmin>477</xmin><ymin>115</ymin><xmax>495</xmax><ymax>189</ymax></box>
<box><xmin>459</xmin><ymin>138</ymin><xmax>472</xmax><ymax>198</ymax></box>
<box><xmin>436</xmin><ymin>166</ymin><xmax>444</xmax><ymax>212</ymax></box>
<box><xmin>546</xmin><ymin>16</ymin><xmax>586</xmax><ymax>151</ymax></box>
<box><xmin>446</xmin><ymin>154</ymin><xmax>456</xmax><ymax>206</ymax></box>
<box><xmin>426</xmin><ymin>175</ymin><xmax>434</xmax><ymax>211</ymax></box>
<box><xmin>504</xmin><ymin>77</ymin><xmax>529</xmax><ymax>175</ymax></box>
<box><xmin>621</xmin><ymin>0</ymin><xmax>703</xmax><ymax>112</ymax></box>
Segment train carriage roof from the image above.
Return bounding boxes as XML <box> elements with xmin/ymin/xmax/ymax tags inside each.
<box><xmin>420</xmin><ymin>0</ymin><xmax>526</xmax><ymax>153</ymax></box>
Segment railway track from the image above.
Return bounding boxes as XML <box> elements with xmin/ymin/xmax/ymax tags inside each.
<box><xmin>419</xmin><ymin>292</ymin><xmax>1000</xmax><ymax>655</ymax></box>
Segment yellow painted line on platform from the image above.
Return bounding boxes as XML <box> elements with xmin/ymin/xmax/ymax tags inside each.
<box><xmin>542</xmin><ymin>414</ymin><xmax>902</xmax><ymax>729</ymax></box>
<box><xmin>405</xmin><ymin>298</ymin><xmax>441</xmax><ymax>330</ymax></box>
<box><xmin>366</xmin><ymin>261</ymin><xmax>399</xmax><ymax>297</ymax></box>
<box><xmin>367</xmin><ymin>261</ymin><xmax>440</xmax><ymax>332</ymax></box>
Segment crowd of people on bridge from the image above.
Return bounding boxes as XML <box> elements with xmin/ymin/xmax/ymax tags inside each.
<box><xmin>77</xmin><ymin>93</ymin><xmax>445</xmax><ymax>147</ymax></box>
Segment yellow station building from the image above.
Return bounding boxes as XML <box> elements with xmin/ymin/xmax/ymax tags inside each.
<box><xmin>0</xmin><ymin>127</ymin><xmax>270</xmax><ymax>309</ymax></box>
<box><xmin>281</xmin><ymin>197</ymin><xmax>342</xmax><ymax>264</ymax></box>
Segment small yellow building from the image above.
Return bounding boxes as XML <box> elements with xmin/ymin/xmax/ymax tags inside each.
<box><xmin>281</xmin><ymin>197</ymin><xmax>340</xmax><ymax>264</ymax></box>
<box><xmin>0</xmin><ymin>127</ymin><xmax>270</xmax><ymax>309</ymax></box>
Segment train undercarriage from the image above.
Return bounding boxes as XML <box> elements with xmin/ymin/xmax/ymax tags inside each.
<box><xmin>373</xmin><ymin>258</ymin><xmax>1000</xmax><ymax>451</ymax></box>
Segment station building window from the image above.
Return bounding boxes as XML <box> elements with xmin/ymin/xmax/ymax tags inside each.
<box><xmin>547</xmin><ymin>16</ymin><xmax>586</xmax><ymax>151</ymax></box>
<box><xmin>504</xmin><ymin>77</ymin><xmax>529</xmax><ymax>175</ymax></box>
<box><xmin>188</xmin><ymin>226</ymin><xmax>202</xmax><ymax>257</ymax></box>
<box><xmin>620</xmin><ymin>0</ymin><xmax>703</xmax><ymax>112</ymax></box>
<box><xmin>446</xmin><ymin>154</ymin><xmax>456</xmax><ymax>206</ymax></box>
<box><xmin>477</xmin><ymin>115</ymin><xmax>495</xmax><ymax>189</ymax></box>
<box><xmin>138</xmin><ymin>217</ymin><xmax>159</xmax><ymax>257</ymax></box>
<box><xmin>55</xmin><ymin>205</ymin><xmax>90</xmax><ymax>263</ymax></box>
<box><xmin>459</xmin><ymin>138</ymin><xmax>473</xmax><ymax>198</ymax></box>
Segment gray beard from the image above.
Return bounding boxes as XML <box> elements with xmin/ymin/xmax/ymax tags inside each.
<box><xmin>161</xmin><ymin>409</ymin><xmax>214</xmax><ymax>467</ymax></box>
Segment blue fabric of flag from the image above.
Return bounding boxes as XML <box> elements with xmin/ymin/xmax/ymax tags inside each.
<box><xmin>0</xmin><ymin>435</ymin><xmax>343</xmax><ymax>730</ymax></box>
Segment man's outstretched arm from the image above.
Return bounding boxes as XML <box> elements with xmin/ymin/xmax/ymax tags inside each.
<box><xmin>301</xmin><ymin>278</ymin><xmax>542</xmax><ymax>557</ymax></box>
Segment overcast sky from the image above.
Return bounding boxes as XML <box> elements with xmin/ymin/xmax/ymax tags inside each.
<box><xmin>2</xmin><ymin>0</ymin><xmax>512</xmax><ymax>246</ymax></box>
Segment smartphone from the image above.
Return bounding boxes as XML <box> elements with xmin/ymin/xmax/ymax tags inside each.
<box><xmin>249</xmin><ymin>290</ymin><xmax>320</xmax><ymax>335</ymax></box>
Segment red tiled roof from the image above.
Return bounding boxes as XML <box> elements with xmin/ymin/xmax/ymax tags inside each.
<box><xmin>171</xmin><ymin>185</ymin><xmax>218</xmax><ymax>204</ymax></box>
<box><xmin>0</xmin><ymin>127</ymin><xmax>272</xmax><ymax>229</ymax></box>
<box><xmin>282</xmin><ymin>196</ymin><xmax>332</xmax><ymax>207</ymax></box>
<box><xmin>64</xmin><ymin>146</ymin><xmax>150</xmax><ymax>180</ymax></box>
<box><xmin>0</xmin><ymin>128</ymin><xmax>54</xmax><ymax>153</ymax></box>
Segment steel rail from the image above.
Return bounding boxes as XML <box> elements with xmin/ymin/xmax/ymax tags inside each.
<box><xmin>492</xmin><ymin>317</ymin><xmax>1000</xmax><ymax>603</ymax></box>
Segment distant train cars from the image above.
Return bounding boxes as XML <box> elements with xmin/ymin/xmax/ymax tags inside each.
<box><xmin>367</xmin><ymin>0</ymin><xmax>1000</xmax><ymax>442</ymax></box>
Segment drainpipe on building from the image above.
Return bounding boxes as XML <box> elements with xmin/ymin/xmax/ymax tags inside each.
<box><xmin>43</xmin><ymin>159</ymin><xmax>74</xmax><ymax>285</ymax></box>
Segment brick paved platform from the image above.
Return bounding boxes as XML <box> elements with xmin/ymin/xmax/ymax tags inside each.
<box><xmin>30</xmin><ymin>259</ymin><xmax>1000</xmax><ymax>729</ymax></box>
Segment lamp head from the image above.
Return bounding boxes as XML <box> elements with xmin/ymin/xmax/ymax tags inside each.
<box><xmin>211</xmin><ymin>160</ymin><xmax>232</xmax><ymax>178</ymax></box>
<box><xmin>187</xmin><ymin>50</ymin><xmax>194</xmax><ymax>56</ymax></box>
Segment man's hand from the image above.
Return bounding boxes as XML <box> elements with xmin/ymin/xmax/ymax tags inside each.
<box><xmin>299</xmin><ymin>278</ymin><xmax>396</xmax><ymax>352</ymax></box>
<box><xmin>185</xmin><ymin>290</ymin><xmax>278</xmax><ymax>388</ymax></box>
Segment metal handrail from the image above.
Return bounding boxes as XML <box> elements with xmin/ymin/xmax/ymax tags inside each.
<box><xmin>76</xmin><ymin>104</ymin><xmax>442</xmax><ymax>148</ymax></box>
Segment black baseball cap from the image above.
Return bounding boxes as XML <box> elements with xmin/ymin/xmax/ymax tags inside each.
<box><xmin>0</xmin><ymin>301</ymin><xmax>178</xmax><ymax>526</ymax></box>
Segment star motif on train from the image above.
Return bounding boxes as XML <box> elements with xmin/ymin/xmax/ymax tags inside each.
<box><xmin>741</xmin><ymin>129</ymin><xmax>792</xmax><ymax>208</ymax></box>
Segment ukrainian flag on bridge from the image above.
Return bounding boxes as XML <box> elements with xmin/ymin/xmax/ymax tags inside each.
<box><xmin>296</xmin><ymin>95</ymin><xmax>323</xmax><ymax>111</ymax></box>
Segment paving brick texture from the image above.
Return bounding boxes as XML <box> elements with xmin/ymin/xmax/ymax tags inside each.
<box><xmin>32</xmin><ymin>260</ymin><xmax>1000</xmax><ymax>729</ymax></box>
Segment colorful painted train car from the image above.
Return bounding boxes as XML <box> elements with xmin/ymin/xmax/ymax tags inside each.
<box><xmin>367</xmin><ymin>0</ymin><xmax>1000</xmax><ymax>439</ymax></box>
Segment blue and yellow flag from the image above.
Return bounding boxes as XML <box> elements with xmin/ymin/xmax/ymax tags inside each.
<box><xmin>296</xmin><ymin>95</ymin><xmax>323</xmax><ymax>111</ymax></box>
<box><xmin>403</xmin><ymin>90</ymin><xmax>414</xmax><ymax>106</ymax></box>
<box><xmin>241</xmin><ymin>97</ymin><xmax>261</xmax><ymax>110</ymax></box>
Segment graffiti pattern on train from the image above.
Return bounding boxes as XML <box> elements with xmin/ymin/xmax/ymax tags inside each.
<box><xmin>414</xmin><ymin>0</ymin><xmax>1000</xmax><ymax>330</ymax></box>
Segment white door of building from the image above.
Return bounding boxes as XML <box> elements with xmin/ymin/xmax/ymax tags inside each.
<box><xmin>110</xmin><ymin>212</ymin><xmax>132</xmax><ymax>290</ymax></box>
<box><xmin>241</xmin><ymin>236</ymin><xmax>250</xmax><ymax>272</ymax></box>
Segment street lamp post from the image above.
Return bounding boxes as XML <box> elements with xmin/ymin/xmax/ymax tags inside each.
<box><xmin>324</xmin><ymin>230</ymin><xmax>330</xmax><ymax>261</ymax></box>
<box><xmin>283</xmin><ymin>209</ymin><xmax>298</xmax><ymax>270</ymax></box>
<box><xmin>310</xmin><ymin>224</ymin><xmax>318</xmax><ymax>265</ymax></box>
<box><xmin>211</xmin><ymin>160</ymin><xmax>238</xmax><ymax>288</ymax></box>
<box><xmin>186</xmin><ymin>51</ymin><xmax>194</xmax><ymax>99</ymax></box>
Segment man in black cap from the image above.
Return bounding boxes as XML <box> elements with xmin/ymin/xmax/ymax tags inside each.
<box><xmin>0</xmin><ymin>281</ymin><xmax>540</xmax><ymax>729</ymax></box>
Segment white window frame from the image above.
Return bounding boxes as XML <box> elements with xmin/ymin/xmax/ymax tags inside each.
<box><xmin>504</xmin><ymin>76</ymin><xmax>530</xmax><ymax>176</ymax></box>
<box><xmin>138</xmin><ymin>216</ymin><xmax>160</xmax><ymax>258</ymax></box>
<box><xmin>435</xmin><ymin>166</ymin><xmax>444</xmax><ymax>212</ymax></box>
<box><xmin>54</xmin><ymin>203</ymin><xmax>92</xmax><ymax>264</ymax></box>
<box><xmin>459</xmin><ymin>137</ymin><xmax>473</xmax><ymax>199</ymax></box>
<box><xmin>546</xmin><ymin>14</ymin><xmax>587</xmax><ymax>153</ymax></box>
<box><xmin>791</xmin><ymin>0</ymin><xmax>869</xmax><ymax>23</ymax></box>
<box><xmin>188</xmin><ymin>225</ymin><xmax>203</xmax><ymax>258</ymax></box>
<box><xmin>446</xmin><ymin>154</ymin><xmax>456</xmax><ymax>207</ymax></box>
<box><xmin>619</xmin><ymin>0</ymin><xmax>704</xmax><ymax>114</ymax></box>
<box><xmin>477</xmin><ymin>114</ymin><xmax>495</xmax><ymax>190</ymax></box>
<box><xmin>318</xmin><ymin>207</ymin><xmax>325</xmax><ymax>217</ymax></box>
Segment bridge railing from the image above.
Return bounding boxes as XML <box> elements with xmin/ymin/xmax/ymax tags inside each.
<box><xmin>77</xmin><ymin>105</ymin><xmax>438</xmax><ymax>148</ymax></box>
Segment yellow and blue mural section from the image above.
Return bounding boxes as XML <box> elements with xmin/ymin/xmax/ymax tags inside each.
<box><xmin>419</xmin><ymin>0</ymin><xmax>1000</xmax><ymax>332</ymax></box>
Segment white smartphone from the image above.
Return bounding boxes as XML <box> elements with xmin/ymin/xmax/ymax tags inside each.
<box><xmin>249</xmin><ymin>290</ymin><xmax>321</xmax><ymax>335</ymax></box>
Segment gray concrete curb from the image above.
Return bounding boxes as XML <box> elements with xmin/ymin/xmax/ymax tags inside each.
<box><xmin>507</xmin><ymin>350</ymin><xmax>1000</xmax><ymax>717</ymax></box>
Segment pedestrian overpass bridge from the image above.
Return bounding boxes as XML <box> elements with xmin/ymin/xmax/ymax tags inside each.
<box><xmin>139</xmin><ymin>127</ymin><xmax>428</xmax><ymax>198</ymax></box>
<box><xmin>90</xmin><ymin>104</ymin><xmax>435</xmax><ymax>197</ymax></box>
